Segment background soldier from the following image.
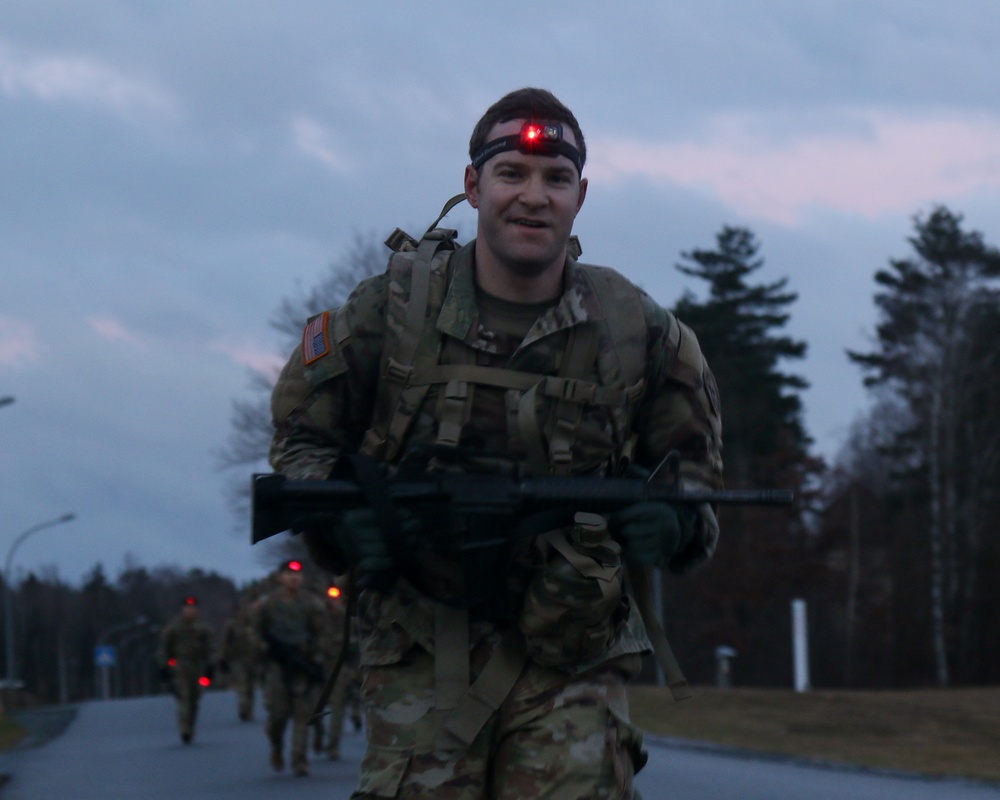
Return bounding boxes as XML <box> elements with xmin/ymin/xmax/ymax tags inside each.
<box><xmin>157</xmin><ymin>595</ymin><xmax>214</xmax><ymax>744</ymax></box>
<box><xmin>218</xmin><ymin>589</ymin><xmax>260</xmax><ymax>721</ymax></box>
<box><xmin>314</xmin><ymin>579</ymin><xmax>361</xmax><ymax>760</ymax></box>
<box><xmin>269</xmin><ymin>87</ymin><xmax>723</xmax><ymax>798</ymax></box>
<box><xmin>251</xmin><ymin>560</ymin><xmax>328</xmax><ymax>777</ymax></box>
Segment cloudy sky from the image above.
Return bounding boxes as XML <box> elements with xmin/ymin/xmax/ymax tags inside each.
<box><xmin>3</xmin><ymin>2</ymin><xmax>999</xmax><ymax>586</ymax></box>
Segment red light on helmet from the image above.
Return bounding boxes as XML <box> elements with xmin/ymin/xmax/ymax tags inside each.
<box><xmin>167</xmin><ymin>658</ymin><xmax>176</xmax><ymax>667</ymax></box>
<box><xmin>184</xmin><ymin>596</ymin><xmax>196</xmax><ymax>605</ymax></box>
<box><xmin>327</xmin><ymin>586</ymin><xmax>341</xmax><ymax>599</ymax></box>
<box><xmin>198</xmin><ymin>676</ymin><xmax>211</xmax><ymax>688</ymax></box>
<box><xmin>287</xmin><ymin>561</ymin><xmax>302</xmax><ymax>572</ymax></box>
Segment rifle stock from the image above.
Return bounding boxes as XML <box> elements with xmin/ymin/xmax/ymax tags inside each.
<box><xmin>251</xmin><ymin>471</ymin><xmax>793</xmax><ymax>545</ymax></box>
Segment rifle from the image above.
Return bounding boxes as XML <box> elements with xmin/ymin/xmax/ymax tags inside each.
<box><xmin>251</xmin><ymin>455</ymin><xmax>793</xmax><ymax>546</ymax></box>
<box><xmin>262</xmin><ymin>632</ymin><xmax>325</xmax><ymax>684</ymax></box>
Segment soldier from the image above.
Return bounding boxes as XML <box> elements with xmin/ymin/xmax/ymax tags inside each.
<box><xmin>314</xmin><ymin>579</ymin><xmax>361</xmax><ymax>760</ymax></box>
<box><xmin>157</xmin><ymin>595</ymin><xmax>214</xmax><ymax>744</ymax></box>
<box><xmin>269</xmin><ymin>87</ymin><xmax>723</xmax><ymax>798</ymax></box>
<box><xmin>251</xmin><ymin>560</ymin><xmax>328</xmax><ymax>777</ymax></box>
<box><xmin>218</xmin><ymin>590</ymin><xmax>259</xmax><ymax>721</ymax></box>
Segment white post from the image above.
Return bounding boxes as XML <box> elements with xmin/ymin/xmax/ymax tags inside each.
<box><xmin>792</xmin><ymin>598</ymin><xmax>810</xmax><ymax>692</ymax></box>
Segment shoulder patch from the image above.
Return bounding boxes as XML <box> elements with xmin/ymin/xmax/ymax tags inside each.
<box><xmin>302</xmin><ymin>311</ymin><xmax>330</xmax><ymax>365</ymax></box>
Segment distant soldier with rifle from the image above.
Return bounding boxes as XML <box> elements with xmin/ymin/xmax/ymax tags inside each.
<box><xmin>262</xmin><ymin>88</ymin><xmax>766</xmax><ymax>798</ymax></box>
<box><xmin>251</xmin><ymin>559</ymin><xmax>328</xmax><ymax>777</ymax></box>
<box><xmin>157</xmin><ymin>595</ymin><xmax>214</xmax><ymax>744</ymax></box>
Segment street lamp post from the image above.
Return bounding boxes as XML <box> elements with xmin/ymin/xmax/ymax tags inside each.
<box><xmin>3</xmin><ymin>513</ymin><xmax>76</xmax><ymax>687</ymax></box>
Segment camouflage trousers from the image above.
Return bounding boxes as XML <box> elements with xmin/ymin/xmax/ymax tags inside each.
<box><xmin>262</xmin><ymin>665</ymin><xmax>319</xmax><ymax>771</ymax></box>
<box><xmin>173</xmin><ymin>670</ymin><xmax>203</xmax><ymax>737</ymax></box>
<box><xmin>228</xmin><ymin>659</ymin><xmax>256</xmax><ymax>720</ymax></box>
<box><xmin>321</xmin><ymin>660</ymin><xmax>360</xmax><ymax>755</ymax></box>
<box><xmin>351</xmin><ymin>646</ymin><xmax>646</xmax><ymax>799</ymax></box>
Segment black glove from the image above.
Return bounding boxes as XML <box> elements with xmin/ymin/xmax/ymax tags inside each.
<box><xmin>610</xmin><ymin>502</ymin><xmax>697</xmax><ymax>567</ymax></box>
<box><xmin>334</xmin><ymin>508</ymin><xmax>395</xmax><ymax>574</ymax></box>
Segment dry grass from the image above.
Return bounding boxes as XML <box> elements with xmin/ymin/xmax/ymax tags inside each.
<box><xmin>0</xmin><ymin>716</ymin><xmax>26</xmax><ymax>751</ymax></box>
<box><xmin>628</xmin><ymin>685</ymin><xmax>1000</xmax><ymax>783</ymax></box>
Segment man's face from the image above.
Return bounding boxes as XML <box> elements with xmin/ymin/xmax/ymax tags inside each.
<box><xmin>279</xmin><ymin>570</ymin><xmax>303</xmax><ymax>593</ymax></box>
<box><xmin>465</xmin><ymin>119</ymin><xmax>587</xmax><ymax>282</ymax></box>
<box><xmin>181</xmin><ymin>605</ymin><xmax>198</xmax><ymax>622</ymax></box>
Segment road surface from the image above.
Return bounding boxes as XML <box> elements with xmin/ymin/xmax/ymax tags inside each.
<box><xmin>1</xmin><ymin>690</ymin><xmax>998</xmax><ymax>798</ymax></box>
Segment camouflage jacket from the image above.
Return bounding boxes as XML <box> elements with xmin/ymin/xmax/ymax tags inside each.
<box><xmin>251</xmin><ymin>590</ymin><xmax>328</xmax><ymax>661</ymax></box>
<box><xmin>269</xmin><ymin>240</ymin><xmax>723</xmax><ymax>670</ymax></box>
<box><xmin>157</xmin><ymin>617</ymin><xmax>214</xmax><ymax>672</ymax></box>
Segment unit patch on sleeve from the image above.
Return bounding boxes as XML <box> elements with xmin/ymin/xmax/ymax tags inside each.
<box><xmin>302</xmin><ymin>311</ymin><xmax>330</xmax><ymax>365</ymax></box>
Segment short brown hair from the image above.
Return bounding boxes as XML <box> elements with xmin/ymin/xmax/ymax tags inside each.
<box><xmin>469</xmin><ymin>88</ymin><xmax>586</xmax><ymax>171</ymax></box>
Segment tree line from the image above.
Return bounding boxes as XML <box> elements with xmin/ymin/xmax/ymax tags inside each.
<box><xmin>0</xmin><ymin>562</ymin><xmax>243</xmax><ymax>705</ymax></box>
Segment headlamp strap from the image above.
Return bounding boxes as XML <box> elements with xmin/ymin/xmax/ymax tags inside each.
<box><xmin>471</xmin><ymin>121</ymin><xmax>582</xmax><ymax>174</ymax></box>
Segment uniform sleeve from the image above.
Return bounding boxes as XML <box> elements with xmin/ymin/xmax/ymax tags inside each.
<box><xmin>634</xmin><ymin>297</ymin><xmax>724</xmax><ymax>573</ymax></box>
<box><xmin>268</xmin><ymin>273</ymin><xmax>389</xmax><ymax>480</ymax></box>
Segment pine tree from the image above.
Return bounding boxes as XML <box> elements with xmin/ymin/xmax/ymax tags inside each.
<box><xmin>848</xmin><ymin>206</ymin><xmax>1000</xmax><ymax>686</ymax></box>
<box><xmin>673</xmin><ymin>225</ymin><xmax>812</xmax><ymax>488</ymax></box>
<box><xmin>664</xmin><ymin>225</ymin><xmax>822</xmax><ymax>687</ymax></box>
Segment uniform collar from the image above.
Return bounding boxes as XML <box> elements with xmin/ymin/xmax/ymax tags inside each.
<box><xmin>436</xmin><ymin>240</ymin><xmax>605</xmax><ymax>351</ymax></box>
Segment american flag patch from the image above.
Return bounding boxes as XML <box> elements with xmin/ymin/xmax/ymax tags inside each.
<box><xmin>302</xmin><ymin>311</ymin><xmax>330</xmax><ymax>365</ymax></box>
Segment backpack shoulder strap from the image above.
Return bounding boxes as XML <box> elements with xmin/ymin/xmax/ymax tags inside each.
<box><xmin>360</xmin><ymin>197</ymin><xmax>464</xmax><ymax>461</ymax></box>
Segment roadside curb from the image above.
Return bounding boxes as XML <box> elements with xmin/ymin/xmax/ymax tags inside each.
<box><xmin>8</xmin><ymin>706</ymin><xmax>78</xmax><ymax>750</ymax></box>
<box><xmin>644</xmin><ymin>733</ymin><xmax>1000</xmax><ymax>791</ymax></box>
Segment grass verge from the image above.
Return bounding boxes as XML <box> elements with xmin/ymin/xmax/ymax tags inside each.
<box><xmin>0</xmin><ymin>715</ymin><xmax>27</xmax><ymax>751</ymax></box>
<box><xmin>628</xmin><ymin>685</ymin><xmax>1000</xmax><ymax>783</ymax></box>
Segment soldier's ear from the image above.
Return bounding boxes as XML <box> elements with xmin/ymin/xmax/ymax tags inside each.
<box><xmin>464</xmin><ymin>165</ymin><xmax>480</xmax><ymax>209</ymax></box>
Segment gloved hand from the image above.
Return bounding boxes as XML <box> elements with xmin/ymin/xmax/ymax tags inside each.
<box><xmin>334</xmin><ymin>508</ymin><xmax>395</xmax><ymax>574</ymax></box>
<box><xmin>609</xmin><ymin>502</ymin><xmax>696</xmax><ymax>567</ymax></box>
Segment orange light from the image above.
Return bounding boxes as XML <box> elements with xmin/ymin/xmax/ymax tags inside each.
<box><xmin>198</xmin><ymin>676</ymin><xmax>211</xmax><ymax>688</ymax></box>
<box><xmin>168</xmin><ymin>658</ymin><xmax>176</xmax><ymax>667</ymax></box>
<box><xmin>327</xmin><ymin>586</ymin><xmax>341</xmax><ymax>599</ymax></box>
<box><xmin>288</xmin><ymin>560</ymin><xmax>302</xmax><ymax>571</ymax></box>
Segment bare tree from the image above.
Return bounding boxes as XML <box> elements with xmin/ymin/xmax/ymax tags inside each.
<box><xmin>216</xmin><ymin>231</ymin><xmax>390</xmax><ymax>564</ymax></box>
<box><xmin>849</xmin><ymin>206</ymin><xmax>1000</xmax><ymax>686</ymax></box>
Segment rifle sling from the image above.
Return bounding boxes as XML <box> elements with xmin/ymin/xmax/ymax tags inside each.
<box><xmin>628</xmin><ymin>564</ymin><xmax>692</xmax><ymax>701</ymax></box>
<box><xmin>310</xmin><ymin>573</ymin><xmax>357</xmax><ymax>723</ymax></box>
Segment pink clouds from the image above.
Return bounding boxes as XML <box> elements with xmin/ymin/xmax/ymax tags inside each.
<box><xmin>588</xmin><ymin>110</ymin><xmax>1000</xmax><ymax>224</ymax></box>
<box><xmin>0</xmin><ymin>317</ymin><xmax>41</xmax><ymax>366</ymax></box>
<box><xmin>87</xmin><ymin>315</ymin><xmax>144</xmax><ymax>346</ymax></box>
<box><xmin>207</xmin><ymin>340</ymin><xmax>285</xmax><ymax>380</ymax></box>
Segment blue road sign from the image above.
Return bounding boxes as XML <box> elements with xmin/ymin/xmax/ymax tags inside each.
<box><xmin>94</xmin><ymin>645</ymin><xmax>117</xmax><ymax>667</ymax></box>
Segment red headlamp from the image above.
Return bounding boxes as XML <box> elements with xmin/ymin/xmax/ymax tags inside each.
<box><xmin>471</xmin><ymin>120</ymin><xmax>583</xmax><ymax>174</ymax></box>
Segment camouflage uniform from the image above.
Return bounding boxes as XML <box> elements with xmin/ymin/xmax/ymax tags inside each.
<box><xmin>219</xmin><ymin>603</ymin><xmax>259</xmax><ymax>721</ymax></box>
<box><xmin>252</xmin><ymin>585</ymin><xmax>328</xmax><ymax>775</ymax></box>
<box><xmin>157</xmin><ymin>611</ymin><xmax>214</xmax><ymax>743</ymax></box>
<box><xmin>316</xmin><ymin>586</ymin><xmax>362</xmax><ymax>759</ymax></box>
<box><xmin>270</xmin><ymin>240</ymin><xmax>723</xmax><ymax>798</ymax></box>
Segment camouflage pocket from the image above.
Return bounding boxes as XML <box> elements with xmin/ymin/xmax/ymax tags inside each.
<box><xmin>354</xmin><ymin>745</ymin><xmax>411</xmax><ymax>798</ymax></box>
<box><xmin>518</xmin><ymin>513</ymin><xmax>626</xmax><ymax>670</ymax></box>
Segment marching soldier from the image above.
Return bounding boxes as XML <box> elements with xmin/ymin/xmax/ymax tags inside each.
<box><xmin>157</xmin><ymin>595</ymin><xmax>214</xmax><ymax>744</ymax></box>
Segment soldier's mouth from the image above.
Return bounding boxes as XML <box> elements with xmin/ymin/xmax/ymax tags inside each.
<box><xmin>512</xmin><ymin>218</ymin><xmax>547</xmax><ymax>228</ymax></box>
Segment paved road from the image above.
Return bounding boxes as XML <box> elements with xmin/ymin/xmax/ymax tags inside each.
<box><xmin>1</xmin><ymin>691</ymin><xmax>998</xmax><ymax>798</ymax></box>
<box><xmin>0</xmin><ymin>691</ymin><xmax>363</xmax><ymax>799</ymax></box>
